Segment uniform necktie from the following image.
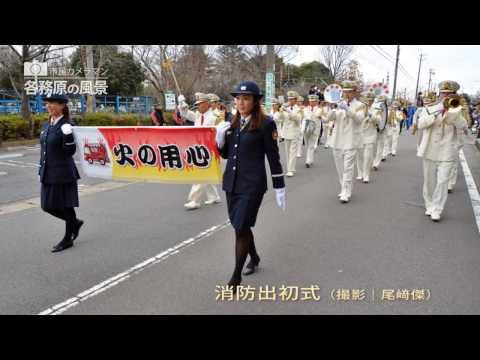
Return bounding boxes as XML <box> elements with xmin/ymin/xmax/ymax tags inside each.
<box><xmin>241</xmin><ymin>118</ymin><xmax>246</xmax><ymax>129</ymax></box>
<box><xmin>201</xmin><ymin>114</ymin><xmax>204</xmax><ymax>126</ymax></box>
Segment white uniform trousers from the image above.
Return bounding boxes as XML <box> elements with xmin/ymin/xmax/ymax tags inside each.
<box><xmin>357</xmin><ymin>143</ymin><xmax>376</xmax><ymax>181</ymax></box>
<box><xmin>296</xmin><ymin>133</ymin><xmax>304</xmax><ymax>157</ymax></box>
<box><xmin>305</xmin><ymin>132</ymin><xmax>317</xmax><ymax>165</ymax></box>
<box><xmin>383</xmin><ymin>132</ymin><xmax>393</xmax><ymax>158</ymax></box>
<box><xmin>373</xmin><ymin>132</ymin><xmax>385</xmax><ymax>168</ymax></box>
<box><xmin>333</xmin><ymin>149</ymin><xmax>357</xmax><ymax>198</ymax></box>
<box><xmin>187</xmin><ymin>184</ymin><xmax>220</xmax><ymax>205</ymax></box>
<box><xmin>391</xmin><ymin>126</ymin><xmax>400</xmax><ymax>155</ymax></box>
<box><xmin>448</xmin><ymin>154</ymin><xmax>459</xmax><ymax>190</ymax></box>
<box><xmin>284</xmin><ymin>139</ymin><xmax>298</xmax><ymax>174</ymax></box>
<box><xmin>422</xmin><ymin>159</ymin><xmax>456</xmax><ymax>216</ymax></box>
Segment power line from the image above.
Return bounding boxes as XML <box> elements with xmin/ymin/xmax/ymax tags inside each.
<box><xmin>374</xmin><ymin>45</ymin><xmax>415</xmax><ymax>80</ymax></box>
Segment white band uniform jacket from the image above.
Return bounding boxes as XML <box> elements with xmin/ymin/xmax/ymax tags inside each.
<box><xmin>180</xmin><ymin>108</ymin><xmax>217</xmax><ymax>127</ymax></box>
<box><xmin>271</xmin><ymin>110</ymin><xmax>287</xmax><ymax>138</ymax></box>
<box><xmin>219</xmin><ymin>116</ymin><xmax>285</xmax><ymax>194</ymax></box>
<box><xmin>417</xmin><ymin>106</ymin><xmax>467</xmax><ymax>162</ymax></box>
<box><xmin>324</xmin><ymin>99</ymin><xmax>365</xmax><ymax>150</ymax></box>
<box><xmin>281</xmin><ymin>105</ymin><xmax>302</xmax><ymax>140</ymax></box>
<box><xmin>361</xmin><ymin>107</ymin><xmax>381</xmax><ymax>145</ymax></box>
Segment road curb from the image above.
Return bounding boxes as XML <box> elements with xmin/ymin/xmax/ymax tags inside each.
<box><xmin>0</xmin><ymin>139</ymin><xmax>39</xmax><ymax>150</ymax></box>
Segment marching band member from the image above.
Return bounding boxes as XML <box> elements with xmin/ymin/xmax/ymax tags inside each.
<box><xmin>448</xmin><ymin>95</ymin><xmax>471</xmax><ymax>193</ymax></box>
<box><xmin>215</xmin><ymin>80</ymin><xmax>285</xmax><ymax>291</ymax></box>
<box><xmin>391</xmin><ymin>103</ymin><xmax>404</xmax><ymax>156</ymax></box>
<box><xmin>314</xmin><ymin>100</ymin><xmax>327</xmax><ymax>151</ymax></box>
<box><xmin>412</xmin><ymin>92</ymin><xmax>436</xmax><ymax>151</ymax></box>
<box><xmin>303</xmin><ymin>94</ymin><xmax>323</xmax><ymax>167</ymax></box>
<box><xmin>356</xmin><ymin>92</ymin><xmax>379</xmax><ymax>183</ymax></box>
<box><xmin>372</xmin><ymin>95</ymin><xmax>389</xmax><ymax>171</ymax></box>
<box><xmin>322</xmin><ymin>100</ymin><xmax>334</xmax><ymax>149</ymax></box>
<box><xmin>208</xmin><ymin>94</ymin><xmax>226</xmax><ymax>125</ymax></box>
<box><xmin>40</xmin><ymin>94</ymin><xmax>83</xmax><ymax>253</ymax></box>
<box><xmin>417</xmin><ymin>80</ymin><xmax>467</xmax><ymax>222</ymax></box>
<box><xmin>270</xmin><ymin>97</ymin><xmax>286</xmax><ymax>140</ymax></box>
<box><xmin>179</xmin><ymin>93</ymin><xmax>222</xmax><ymax>210</ymax></box>
<box><xmin>282</xmin><ymin>91</ymin><xmax>302</xmax><ymax>177</ymax></box>
<box><xmin>324</xmin><ymin>80</ymin><xmax>365</xmax><ymax>203</ymax></box>
<box><xmin>382</xmin><ymin>101</ymin><xmax>400</xmax><ymax>158</ymax></box>
<box><xmin>296</xmin><ymin>95</ymin><xmax>305</xmax><ymax>158</ymax></box>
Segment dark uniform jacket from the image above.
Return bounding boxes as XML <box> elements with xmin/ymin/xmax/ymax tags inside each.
<box><xmin>219</xmin><ymin>116</ymin><xmax>285</xmax><ymax>194</ymax></box>
<box><xmin>39</xmin><ymin>116</ymin><xmax>80</xmax><ymax>184</ymax></box>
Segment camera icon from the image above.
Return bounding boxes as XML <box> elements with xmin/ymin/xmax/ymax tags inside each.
<box><xmin>24</xmin><ymin>61</ymin><xmax>48</xmax><ymax>77</ymax></box>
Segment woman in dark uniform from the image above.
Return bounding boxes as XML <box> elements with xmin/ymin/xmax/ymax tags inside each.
<box><xmin>215</xmin><ymin>80</ymin><xmax>286</xmax><ymax>291</ymax></box>
<box><xmin>39</xmin><ymin>94</ymin><xmax>83</xmax><ymax>253</ymax></box>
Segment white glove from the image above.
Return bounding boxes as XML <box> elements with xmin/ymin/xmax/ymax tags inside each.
<box><xmin>338</xmin><ymin>102</ymin><xmax>349</xmax><ymax>111</ymax></box>
<box><xmin>178</xmin><ymin>94</ymin><xmax>186</xmax><ymax>103</ymax></box>
<box><xmin>61</xmin><ymin>123</ymin><xmax>73</xmax><ymax>135</ymax></box>
<box><xmin>275</xmin><ymin>188</ymin><xmax>286</xmax><ymax>211</ymax></box>
<box><xmin>215</xmin><ymin>122</ymin><xmax>231</xmax><ymax>149</ymax></box>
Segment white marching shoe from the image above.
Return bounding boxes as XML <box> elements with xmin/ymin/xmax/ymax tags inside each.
<box><xmin>339</xmin><ymin>196</ymin><xmax>349</xmax><ymax>203</ymax></box>
<box><xmin>431</xmin><ymin>212</ymin><xmax>441</xmax><ymax>222</ymax></box>
<box><xmin>286</xmin><ymin>172</ymin><xmax>294</xmax><ymax>177</ymax></box>
<box><xmin>356</xmin><ymin>176</ymin><xmax>363</xmax><ymax>181</ymax></box>
<box><xmin>363</xmin><ymin>178</ymin><xmax>369</xmax><ymax>183</ymax></box>
<box><xmin>205</xmin><ymin>197</ymin><xmax>221</xmax><ymax>205</ymax></box>
<box><xmin>425</xmin><ymin>209</ymin><xmax>432</xmax><ymax>216</ymax></box>
<box><xmin>184</xmin><ymin>201</ymin><xmax>201</xmax><ymax>210</ymax></box>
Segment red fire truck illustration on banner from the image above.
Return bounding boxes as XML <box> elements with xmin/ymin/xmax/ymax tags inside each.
<box><xmin>83</xmin><ymin>139</ymin><xmax>110</xmax><ymax>166</ymax></box>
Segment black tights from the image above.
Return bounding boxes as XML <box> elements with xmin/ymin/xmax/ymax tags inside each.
<box><xmin>43</xmin><ymin>207</ymin><xmax>77</xmax><ymax>241</ymax></box>
<box><xmin>231</xmin><ymin>228</ymin><xmax>259</xmax><ymax>281</ymax></box>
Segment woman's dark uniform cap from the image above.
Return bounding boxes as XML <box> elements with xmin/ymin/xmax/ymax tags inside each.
<box><xmin>231</xmin><ymin>81</ymin><xmax>263</xmax><ymax>99</ymax></box>
<box><xmin>43</xmin><ymin>94</ymin><xmax>69</xmax><ymax>103</ymax></box>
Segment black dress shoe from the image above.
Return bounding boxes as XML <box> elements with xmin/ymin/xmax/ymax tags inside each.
<box><xmin>381</xmin><ymin>158</ymin><xmax>386</xmax><ymax>162</ymax></box>
<box><xmin>72</xmin><ymin>220</ymin><xmax>84</xmax><ymax>241</ymax></box>
<box><xmin>448</xmin><ymin>189</ymin><xmax>453</xmax><ymax>194</ymax></box>
<box><xmin>51</xmin><ymin>240</ymin><xmax>74</xmax><ymax>253</ymax></box>
<box><xmin>227</xmin><ymin>275</ymin><xmax>242</xmax><ymax>293</ymax></box>
<box><xmin>373</xmin><ymin>166</ymin><xmax>378</xmax><ymax>171</ymax></box>
<box><xmin>243</xmin><ymin>256</ymin><xmax>260</xmax><ymax>276</ymax></box>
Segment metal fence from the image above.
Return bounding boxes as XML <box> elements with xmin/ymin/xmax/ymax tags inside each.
<box><xmin>0</xmin><ymin>95</ymin><xmax>154</xmax><ymax>115</ymax></box>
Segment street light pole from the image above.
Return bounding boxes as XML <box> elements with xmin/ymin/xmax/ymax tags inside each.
<box><xmin>391</xmin><ymin>45</ymin><xmax>400</xmax><ymax>101</ymax></box>
<box><xmin>415</xmin><ymin>53</ymin><xmax>424</xmax><ymax>99</ymax></box>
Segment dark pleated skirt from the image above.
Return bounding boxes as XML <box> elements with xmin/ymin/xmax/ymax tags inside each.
<box><xmin>226</xmin><ymin>192</ymin><xmax>264</xmax><ymax>231</ymax></box>
<box><xmin>41</xmin><ymin>182</ymin><xmax>79</xmax><ymax>210</ymax></box>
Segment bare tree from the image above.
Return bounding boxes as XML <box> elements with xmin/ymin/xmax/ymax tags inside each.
<box><xmin>318</xmin><ymin>45</ymin><xmax>354</xmax><ymax>82</ymax></box>
<box><xmin>0</xmin><ymin>45</ymin><xmax>76</xmax><ymax>138</ymax></box>
<box><xmin>130</xmin><ymin>45</ymin><xmax>184</xmax><ymax>105</ymax></box>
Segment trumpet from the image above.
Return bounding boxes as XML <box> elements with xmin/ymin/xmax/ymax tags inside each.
<box><xmin>443</xmin><ymin>95</ymin><xmax>462</xmax><ymax>109</ymax></box>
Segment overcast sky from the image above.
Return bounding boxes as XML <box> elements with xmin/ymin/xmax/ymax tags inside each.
<box><xmin>291</xmin><ymin>45</ymin><xmax>480</xmax><ymax>99</ymax></box>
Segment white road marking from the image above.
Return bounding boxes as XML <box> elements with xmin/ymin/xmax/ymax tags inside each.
<box><xmin>0</xmin><ymin>153</ymin><xmax>24</xmax><ymax>160</ymax></box>
<box><xmin>0</xmin><ymin>171</ymin><xmax>7</xmax><ymax>176</ymax></box>
<box><xmin>459</xmin><ymin>149</ymin><xmax>480</xmax><ymax>234</ymax></box>
<box><xmin>0</xmin><ymin>161</ymin><xmax>29</xmax><ymax>168</ymax></box>
<box><xmin>38</xmin><ymin>221</ymin><xmax>231</xmax><ymax>315</ymax></box>
<box><xmin>6</xmin><ymin>159</ymin><xmax>39</xmax><ymax>167</ymax></box>
<box><xmin>0</xmin><ymin>181</ymin><xmax>132</xmax><ymax>216</ymax></box>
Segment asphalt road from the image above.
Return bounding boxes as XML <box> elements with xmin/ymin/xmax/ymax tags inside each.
<box><xmin>1</xmin><ymin>132</ymin><xmax>480</xmax><ymax>314</ymax></box>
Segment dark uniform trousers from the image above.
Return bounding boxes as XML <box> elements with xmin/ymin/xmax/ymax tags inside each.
<box><xmin>219</xmin><ymin>116</ymin><xmax>285</xmax><ymax>232</ymax></box>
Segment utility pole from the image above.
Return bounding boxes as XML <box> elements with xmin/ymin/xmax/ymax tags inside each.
<box><xmin>428</xmin><ymin>68</ymin><xmax>435</xmax><ymax>92</ymax></box>
<box><xmin>386</xmin><ymin>72</ymin><xmax>390</xmax><ymax>86</ymax></box>
<box><xmin>265</xmin><ymin>45</ymin><xmax>275</xmax><ymax>113</ymax></box>
<box><xmin>391</xmin><ymin>45</ymin><xmax>400</xmax><ymax>101</ymax></box>
<box><xmin>414</xmin><ymin>53</ymin><xmax>425</xmax><ymax>99</ymax></box>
